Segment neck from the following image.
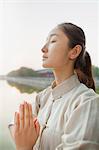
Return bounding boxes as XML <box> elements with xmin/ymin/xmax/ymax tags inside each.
<box><xmin>53</xmin><ymin>66</ymin><xmax>74</xmax><ymax>86</ymax></box>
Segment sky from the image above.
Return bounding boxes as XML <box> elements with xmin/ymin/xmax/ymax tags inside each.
<box><xmin>0</xmin><ymin>0</ymin><xmax>99</xmax><ymax>75</ymax></box>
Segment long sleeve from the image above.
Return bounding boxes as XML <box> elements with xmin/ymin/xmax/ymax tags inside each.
<box><xmin>32</xmin><ymin>87</ymin><xmax>50</xmax><ymax>116</ymax></box>
<box><xmin>56</xmin><ymin>96</ymin><xmax>99</xmax><ymax>150</ymax></box>
<box><xmin>32</xmin><ymin>93</ymin><xmax>41</xmax><ymax>116</ymax></box>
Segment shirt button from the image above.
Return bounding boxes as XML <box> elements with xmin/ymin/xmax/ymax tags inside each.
<box><xmin>52</xmin><ymin>99</ymin><xmax>54</xmax><ymax>102</ymax></box>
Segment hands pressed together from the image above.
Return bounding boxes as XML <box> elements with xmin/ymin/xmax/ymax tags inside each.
<box><xmin>12</xmin><ymin>101</ymin><xmax>40</xmax><ymax>150</ymax></box>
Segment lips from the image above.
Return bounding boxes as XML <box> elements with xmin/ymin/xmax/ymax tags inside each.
<box><xmin>42</xmin><ymin>55</ymin><xmax>48</xmax><ymax>59</ymax></box>
<box><xmin>42</xmin><ymin>56</ymin><xmax>48</xmax><ymax>61</ymax></box>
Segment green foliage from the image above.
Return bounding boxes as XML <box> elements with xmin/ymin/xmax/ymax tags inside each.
<box><xmin>7</xmin><ymin>67</ymin><xmax>39</xmax><ymax>77</ymax></box>
<box><xmin>96</xmin><ymin>87</ymin><xmax>99</xmax><ymax>94</ymax></box>
<box><xmin>7</xmin><ymin>80</ymin><xmax>42</xmax><ymax>93</ymax></box>
<box><xmin>92</xmin><ymin>65</ymin><xmax>99</xmax><ymax>77</ymax></box>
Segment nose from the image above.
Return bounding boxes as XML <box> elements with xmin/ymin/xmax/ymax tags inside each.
<box><xmin>41</xmin><ymin>44</ymin><xmax>48</xmax><ymax>53</ymax></box>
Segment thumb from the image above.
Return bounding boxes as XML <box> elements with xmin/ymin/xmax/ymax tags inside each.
<box><xmin>35</xmin><ymin>120</ymin><xmax>40</xmax><ymax>136</ymax></box>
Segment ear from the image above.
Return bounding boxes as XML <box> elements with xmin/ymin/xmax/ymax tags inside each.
<box><xmin>69</xmin><ymin>45</ymin><xmax>82</xmax><ymax>60</ymax></box>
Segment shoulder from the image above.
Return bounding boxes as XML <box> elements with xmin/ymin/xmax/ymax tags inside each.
<box><xmin>69</xmin><ymin>83</ymin><xmax>99</xmax><ymax>113</ymax></box>
<box><xmin>74</xmin><ymin>82</ymin><xmax>99</xmax><ymax>100</ymax></box>
<box><xmin>78</xmin><ymin>83</ymin><xmax>99</xmax><ymax>100</ymax></box>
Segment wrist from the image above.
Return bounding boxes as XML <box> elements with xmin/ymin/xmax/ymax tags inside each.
<box><xmin>16</xmin><ymin>147</ymin><xmax>33</xmax><ymax>150</ymax></box>
<box><xmin>16</xmin><ymin>149</ymin><xmax>32</xmax><ymax>150</ymax></box>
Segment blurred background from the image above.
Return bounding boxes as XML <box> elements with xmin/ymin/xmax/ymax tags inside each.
<box><xmin>0</xmin><ymin>0</ymin><xmax>99</xmax><ymax>149</ymax></box>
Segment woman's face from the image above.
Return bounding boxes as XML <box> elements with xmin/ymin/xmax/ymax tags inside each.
<box><xmin>41</xmin><ymin>27</ymin><xmax>71</xmax><ymax>69</ymax></box>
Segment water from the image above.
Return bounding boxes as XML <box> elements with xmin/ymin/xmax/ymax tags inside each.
<box><xmin>0</xmin><ymin>79</ymin><xmax>38</xmax><ymax>150</ymax></box>
<box><xmin>0</xmin><ymin>77</ymin><xmax>99</xmax><ymax>150</ymax></box>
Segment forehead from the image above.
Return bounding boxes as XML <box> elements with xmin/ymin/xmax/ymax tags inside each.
<box><xmin>48</xmin><ymin>27</ymin><xmax>69</xmax><ymax>40</ymax></box>
<box><xmin>48</xmin><ymin>27</ymin><xmax>63</xmax><ymax>37</ymax></box>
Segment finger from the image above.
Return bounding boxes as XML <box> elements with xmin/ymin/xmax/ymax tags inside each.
<box><xmin>33</xmin><ymin>118</ymin><xmax>37</xmax><ymax>129</ymax></box>
<box><xmin>24</xmin><ymin>101</ymin><xmax>29</xmax><ymax>128</ymax></box>
<box><xmin>29</xmin><ymin>104</ymin><xmax>33</xmax><ymax>127</ymax></box>
<box><xmin>19</xmin><ymin>104</ymin><xmax>24</xmax><ymax>129</ymax></box>
<box><xmin>14</xmin><ymin>112</ymin><xmax>19</xmax><ymax>132</ymax></box>
<box><xmin>32</xmin><ymin>114</ymin><xmax>37</xmax><ymax>125</ymax></box>
<box><xmin>33</xmin><ymin>118</ymin><xmax>37</xmax><ymax>124</ymax></box>
<box><xmin>17</xmin><ymin>112</ymin><xmax>20</xmax><ymax>126</ymax></box>
<box><xmin>35</xmin><ymin>120</ymin><xmax>40</xmax><ymax>136</ymax></box>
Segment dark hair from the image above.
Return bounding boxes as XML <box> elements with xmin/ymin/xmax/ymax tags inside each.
<box><xmin>58</xmin><ymin>22</ymin><xmax>95</xmax><ymax>91</ymax></box>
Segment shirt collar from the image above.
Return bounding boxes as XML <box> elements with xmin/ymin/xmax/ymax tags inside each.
<box><xmin>50</xmin><ymin>74</ymin><xmax>80</xmax><ymax>100</ymax></box>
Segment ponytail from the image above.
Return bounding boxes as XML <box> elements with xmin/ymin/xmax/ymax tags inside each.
<box><xmin>58</xmin><ymin>22</ymin><xmax>95</xmax><ymax>91</ymax></box>
<box><xmin>74</xmin><ymin>51</ymin><xmax>95</xmax><ymax>91</ymax></box>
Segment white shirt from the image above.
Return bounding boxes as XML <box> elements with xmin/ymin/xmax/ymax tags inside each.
<box><xmin>32</xmin><ymin>74</ymin><xmax>99</xmax><ymax>150</ymax></box>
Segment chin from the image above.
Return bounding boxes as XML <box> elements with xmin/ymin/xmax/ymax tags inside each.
<box><xmin>42</xmin><ymin>62</ymin><xmax>52</xmax><ymax>68</ymax></box>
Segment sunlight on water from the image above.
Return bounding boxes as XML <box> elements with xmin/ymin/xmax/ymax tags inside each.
<box><xmin>0</xmin><ymin>80</ymin><xmax>37</xmax><ymax>150</ymax></box>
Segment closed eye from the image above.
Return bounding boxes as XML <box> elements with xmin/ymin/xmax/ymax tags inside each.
<box><xmin>50</xmin><ymin>40</ymin><xmax>56</xmax><ymax>43</ymax></box>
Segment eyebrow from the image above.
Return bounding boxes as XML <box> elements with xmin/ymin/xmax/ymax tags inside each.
<box><xmin>50</xmin><ymin>33</ymin><xmax>59</xmax><ymax>37</ymax></box>
<box><xmin>46</xmin><ymin>33</ymin><xmax>59</xmax><ymax>41</ymax></box>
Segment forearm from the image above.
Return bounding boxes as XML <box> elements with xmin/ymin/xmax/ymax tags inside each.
<box><xmin>16</xmin><ymin>148</ymin><xmax>33</xmax><ymax>150</ymax></box>
<box><xmin>16</xmin><ymin>147</ymin><xmax>33</xmax><ymax>150</ymax></box>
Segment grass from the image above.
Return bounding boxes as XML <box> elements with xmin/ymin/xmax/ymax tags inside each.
<box><xmin>96</xmin><ymin>86</ymin><xmax>99</xmax><ymax>94</ymax></box>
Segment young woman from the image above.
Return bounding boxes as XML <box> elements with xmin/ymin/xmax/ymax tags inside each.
<box><xmin>9</xmin><ymin>23</ymin><xmax>99</xmax><ymax>150</ymax></box>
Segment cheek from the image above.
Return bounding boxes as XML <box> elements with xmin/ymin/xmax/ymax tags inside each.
<box><xmin>53</xmin><ymin>55</ymin><xmax>68</xmax><ymax>67</ymax></box>
<box><xmin>49</xmin><ymin>45</ymin><xmax>68</xmax><ymax>64</ymax></box>
<box><xmin>42</xmin><ymin>42</ymin><xmax>69</xmax><ymax>68</ymax></box>
<box><xmin>42</xmin><ymin>49</ymin><xmax>68</xmax><ymax>68</ymax></box>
